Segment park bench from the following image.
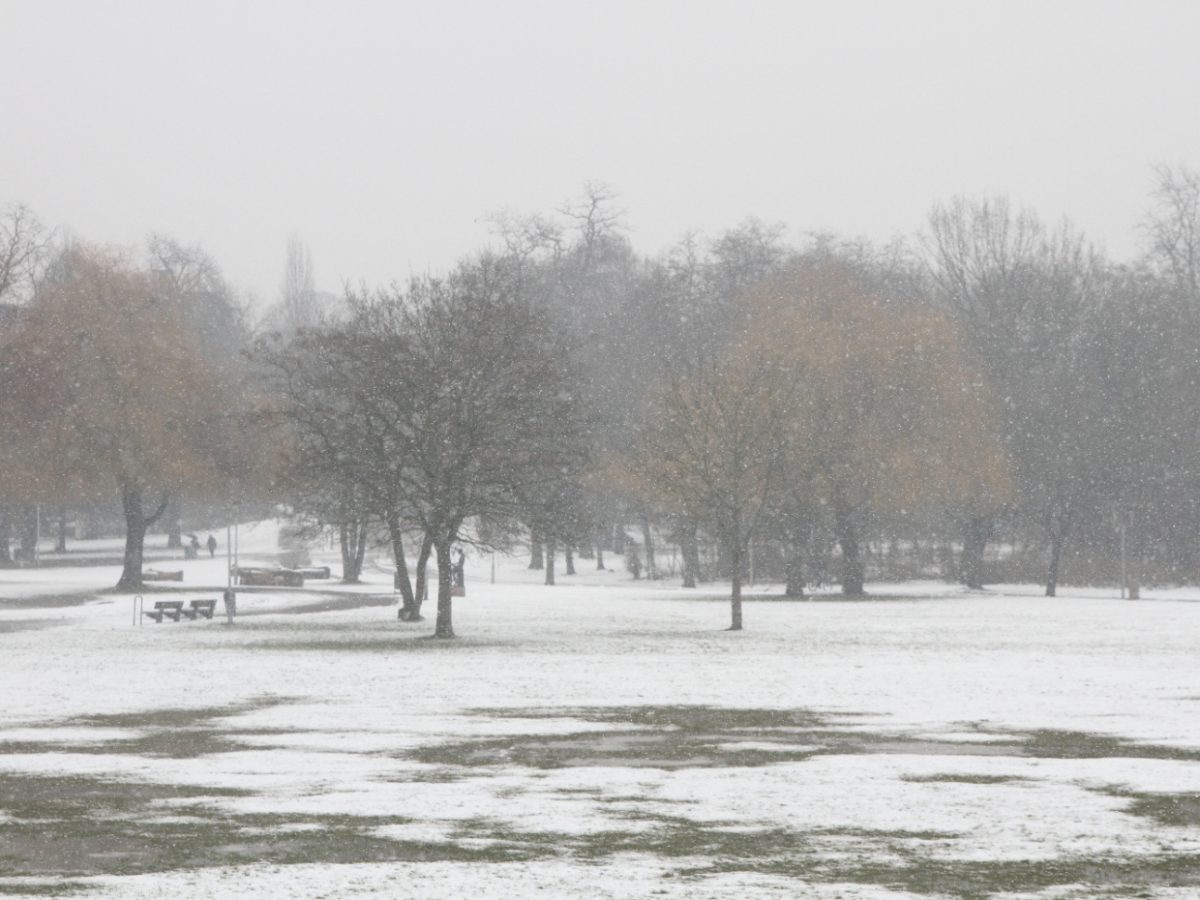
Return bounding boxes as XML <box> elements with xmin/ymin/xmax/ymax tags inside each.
<box><xmin>143</xmin><ymin>600</ymin><xmax>184</xmax><ymax>623</ymax></box>
<box><xmin>143</xmin><ymin>569</ymin><xmax>183</xmax><ymax>582</ymax></box>
<box><xmin>181</xmin><ymin>599</ymin><xmax>217</xmax><ymax>620</ymax></box>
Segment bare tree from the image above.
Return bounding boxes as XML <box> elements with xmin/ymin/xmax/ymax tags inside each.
<box><xmin>267</xmin><ymin>235</ymin><xmax>320</xmax><ymax>334</ymax></box>
<box><xmin>0</xmin><ymin>203</ymin><xmax>51</xmax><ymax>304</ymax></box>
<box><xmin>1144</xmin><ymin>163</ymin><xmax>1200</xmax><ymax>300</ymax></box>
<box><xmin>925</xmin><ymin>197</ymin><xmax>1104</xmax><ymax>595</ymax></box>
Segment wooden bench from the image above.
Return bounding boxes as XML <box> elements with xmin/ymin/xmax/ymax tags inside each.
<box><xmin>143</xmin><ymin>600</ymin><xmax>185</xmax><ymax>623</ymax></box>
<box><xmin>181</xmin><ymin>599</ymin><xmax>217</xmax><ymax>620</ymax></box>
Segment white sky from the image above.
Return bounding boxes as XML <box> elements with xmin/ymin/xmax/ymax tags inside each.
<box><xmin>2</xmin><ymin>0</ymin><xmax>1198</xmax><ymax>304</ymax></box>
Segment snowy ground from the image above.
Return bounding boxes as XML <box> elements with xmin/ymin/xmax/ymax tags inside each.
<box><xmin>1</xmin><ymin>531</ymin><xmax>1198</xmax><ymax>898</ymax></box>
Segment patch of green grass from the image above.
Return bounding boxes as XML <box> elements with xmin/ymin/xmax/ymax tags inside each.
<box><xmin>1093</xmin><ymin>788</ymin><xmax>1200</xmax><ymax>827</ymax></box>
<box><xmin>0</xmin><ymin>698</ymin><xmax>300</xmax><ymax>760</ymax></box>
<box><xmin>1019</xmin><ymin>729</ymin><xmax>1200</xmax><ymax>762</ymax></box>
<box><xmin>467</xmin><ymin>704</ymin><xmax>852</xmax><ymax>730</ymax></box>
<box><xmin>901</xmin><ymin>774</ymin><xmax>1030</xmax><ymax>785</ymax></box>
<box><xmin>66</xmin><ymin>697</ymin><xmax>292</xmax><ymax>732</ymax></box>
<box><xmin>414</xmin><ymin>705</ymin><xmax>1021</xmax><ymax>770</ymax></box>
<box><xmin>0</xmin><ymin>772</ymin><xmax>537</xmax><ymax>877</ymax></box>
<box><xmin>0</xmin><ymin>881</ymin><xmax>91</xmax><ymax>897</ymax></box>
<box><xmin>0</xmin><ymin>592</ymin><xmax>97</xmax><ymax>609</ymax></box>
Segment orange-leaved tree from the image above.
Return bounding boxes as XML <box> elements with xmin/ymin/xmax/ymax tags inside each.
<box><xmin>743</xmin><ymin>259</ymin><xmax>1009</xmax><ymax>594</ymax></box>
<box><xmin>0</xmin><ymin>245</ymin><xmax>244</xmax><ymax>590</ymax></box>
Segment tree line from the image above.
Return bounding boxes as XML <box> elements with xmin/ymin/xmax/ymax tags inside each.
<box><xmin>1</xmin><ymin>168</ymin><xmax>1199</xmax><ymax>634</ymax></box>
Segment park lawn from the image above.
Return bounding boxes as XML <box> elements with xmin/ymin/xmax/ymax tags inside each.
<box><xmin>0</xmin><ymin>552</ymin><xmax>1198</xmax><ymax>898</ymax></box>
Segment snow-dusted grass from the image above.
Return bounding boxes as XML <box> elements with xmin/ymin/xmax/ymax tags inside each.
<box><xmin>1</xmin><ymin>540</ymin><xmax>1198</xmax><ymax>897</ymax></box>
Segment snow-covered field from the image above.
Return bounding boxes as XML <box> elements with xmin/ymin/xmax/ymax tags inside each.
<box><xmin>1</xmin><ymin>531</ymin><xmax>1199</xmax><ymax>898</ymax></box>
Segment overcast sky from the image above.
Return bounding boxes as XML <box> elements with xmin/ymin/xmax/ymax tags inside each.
<box><xmin>3</xmin><ymin>0</ymin><xmax>1199</xmax><ymax>305</ymax></box>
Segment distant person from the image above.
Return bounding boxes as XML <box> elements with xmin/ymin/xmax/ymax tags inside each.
<box><xmin>453</xmin><ymin>547</ymin><xmax>466</xmax><ymax>587</ymax></box>
<box><xmin>206</xmin><ymin>534</ymin><xmax>217</xmax><ymax>557</ymax></box>
<box><xmin>187</xmin><ymin>534</ymin><xmax>200</xmax><ymax>559</ymax></box>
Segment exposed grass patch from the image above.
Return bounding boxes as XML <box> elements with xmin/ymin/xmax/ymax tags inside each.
<box><xmin>1018</xmin><ymin>729</ymin><xmax>1200</xmax><ymax>762</ymax></box>
<box><xmin>4</xmin><ymin>700</ymin><xmax>1199</xmax><ymax>894</ymax></box>
<box><xmin>1096</xmin><ymin>788</ymin><xmax>1200</xmax><ymax>827</ymax></box>
<box><xmin>901</xmin><ymin>773</ymin><xmax>1030</xmax><ymax>785</ymax></box>
<box><xmin>248</xmin><ymin>635</ymin><xmax>506</xmax><ymax>653</ymax></box>
<box><xmin>0</xmin><ymin>592</ymin><xmax>97</xmax><ymax>609</ymax></box>
<box><xmin>0</xmin><ymin>698</ymin><xmax>299</xmax><ymax>759</ymax></box>
<box><xmin>412</xmin><ymin>705</ymin><xmax>849</xmax><ymax>770</ymax></box>
<box><xmin>65</xmin><ymin>697</ymin><xmax>292</xmax><ymax>732</ymax></box>
<box><xmin>0</xmin><ymin>881</ymin><xmax>91</xmax><ymax>897</ymax></box>
<box><xmin>416</xmin><ymin>705</ymin><xmax>1033</xmax><ymax>769</ymax></box>
<box><xmin>747</xmin><ymin>854</ymin><xmax>1200</xmax><ymax>899</ymax></box>
<box><xmin>0</xmin><ymin>773</ymin><xmax>536</xmax><ymax>877</ymax></box>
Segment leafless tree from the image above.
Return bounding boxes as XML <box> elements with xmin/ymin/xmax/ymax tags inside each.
<box><xmin>1143</xmin><ymin>163</ymin><xmax>1200</xmax><ymax>300</ymax></box>
<box><xmin>0</xmin><ymin>203</ymin><xmax>52</xmax><ymax>305</ymax></box>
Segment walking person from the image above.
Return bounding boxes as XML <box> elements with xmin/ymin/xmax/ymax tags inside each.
<box><xmin>206</xmin><ymin>534</ymin><xmax>217</xmax><ymax>558</ymax></box>
<box><xmin>453</xmin><ymin>547</ymin><xmax>466</xmax><ymax>588</ymax></box>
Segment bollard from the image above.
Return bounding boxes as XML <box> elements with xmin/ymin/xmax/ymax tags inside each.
<box><xmin>222</xmin><ymin>589</ymin><xmax>237</xmax><ymax>624</ymax></box>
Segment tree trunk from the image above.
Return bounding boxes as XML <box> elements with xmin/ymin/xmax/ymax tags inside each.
<box><xmin>596</xmin><ymin>544</ymin><xmax>605</xmax><ymax>570</ymax></box>
<box><xmin>1045</xmin><ymin>532</ymin><xmax>1064</xmax><ymax>597</ymax></box>
<box><xmin>55</xmin><ymin>506</ymin><xmax>68</xmax><ymax>553</ymax></box>
<box><xmin>728</xmin><ymin>538</ymin><xmax>743</xmax><ymax>631</ymax></box>
<box><xmin>959</xmin><ymin>514</ymin><xmax>992</xmax><ymax>590</ymax></box>
<box><xmin>339</xmin><ymin>521</ymin><xmax>364</xmax><ymax>583</ymax></box>
<box><xmin>352</xmin><ymin>520</ymin><xmax>368</xmax><ymax>581</ymax></box>
<box><xmin>117</xmin><ymin>483</ymin><xmax>168</xmax><ymax>591</ymax></box>
<box><xmin>0</xmin><ymin>509</ymin><xmax>11</xmax><ymax>567</ymax></box>
<box><xmin>18</xmin><ymin>506</ymin><xmax>37</xmax><ymax>562</ymax></box>
<box><xmin>414</xmin><ymin>531</ymin><xmax>434</xmax><ymax>608</ymax></box>
<box><xmin>1044</xmin><ymin>510</ymin><xmax>1076</xmax><ymax>598</ymax></box>
<box><xmin>165</xmin><ymin>496</ymin><xmax>183</xmax><ymax>550</ymax></box>
<box><xmin>679</xmin><ymin>520</ymin><xmax>700</xmax><ymax>588</ymax></box>
<box><xmin>641</xmin><ymin>516</ymin><xmax>657</xmax><ymax>579</ymax></box>
<box><xmin>784</xmin><ymin>542</ymin><xmax>805</xmax><ymax>598</ymax></box>
<box><xmin>386</xmin><ymin>511</ymin><xmax>419</xmax><ymax>620</ymax></box>
<box><xmin>544</xmin><ymin>539</ymin><xmax>556</xmax><ymax>585</ymax></box>
<box><xmin>834</xmin><ymin>496</ymin><xmax>864</xmax><ymax>596</ymax></box>
<box><xmin>565</xmin><ymin>544</ymin><xmax>575</xmax><ymax>575</ymax></box>
<box><xmin>612</xmin><ymin>523</ymin><xmax>625</xmax><ymax>555</ymax></box>
<box><xmin>528</xmin><ymin>528</ymin><xmax>544</xmax><ymax>569</ymax></box>
<box><xmin>433</xmin><ymin>538</ymin><xmax>455</xmax><ymax>638</ymax></box>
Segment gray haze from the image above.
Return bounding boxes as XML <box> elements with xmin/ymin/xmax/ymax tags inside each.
<box><xmin>2</xmin><ymin>0</ymin><xmax>1198</xmax><ymax>302</ymax></box>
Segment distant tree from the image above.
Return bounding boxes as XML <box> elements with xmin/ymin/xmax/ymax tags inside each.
<box><xmin>747</xmin><ymin>259</ymin><xmax>1006</xmax><ymax>596</ymax></box>
<box><xmin>262</xmin><ymin>255</ymin><xmax>589</xmax><ymax>635</ymax></box>
<box><xmin>0</xmin><ymin>204</ymin><xmax>56</xmax><ymax>561</ymax></box>
<box><xmin>0</xmin><ymin>203</ymin><xmax>52</xmax><ymax>305</ymax></box>
<box><xmin>258</xmin><ymin>235</ymin><xmax>322</xmax><ymax>336</ymax></box>
<box><xmin>0</xmin><ymin>245</ymin><xmax>243</xmax><ymax>589</ymax></box>
<box><xmin>925</xmin><ymin>197</ymin><xmax>1100</xmax><ymax>595</ymax></box>
<box><xmin>146</xmin><ymin>235</ymin><xmax>251</xmax><ymax>547</ymax></box>
<box><xmin>382</xmin><ymin>257</ymin><xmax>590</xmax><ymax>636</ymax></box>
<box><xmin>1143</xmin><ymin>163</ymin><xmax>1200</xmax><ymax>301</ymax></box>
<box><xmin>256</xmin><ymin>321</ymin><xmax>423</xmax><ymax>600</ymax></box>
<box><xmin>628</xmin><ymin>344</ymin><xmax>787</xmax><ymax>629</ymax></box>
